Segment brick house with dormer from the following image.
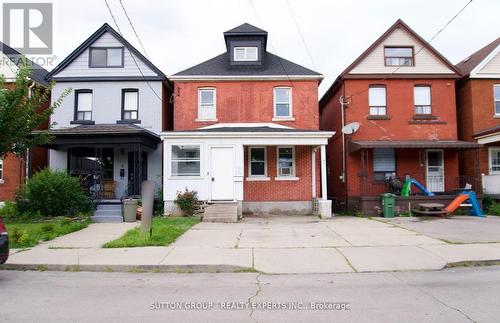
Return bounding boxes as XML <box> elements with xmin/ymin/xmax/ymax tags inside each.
<box><xmin>320</xmin><ymin>19</ymin><xmax>481</xmax><ymax>215</ymax></box>
<box><xmin>161</xmin><ymin>23</ymin><xmax>334</xmax><ymax>219</ymax></box>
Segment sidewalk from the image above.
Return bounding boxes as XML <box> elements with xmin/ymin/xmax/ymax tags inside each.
<box><xmin>4</xmin><ymin>216</ymin><xmax>500</xmax><ymax>274</ymax></box>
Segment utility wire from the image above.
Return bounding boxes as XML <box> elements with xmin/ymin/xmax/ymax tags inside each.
<box><xmin>346</xmin><ymin>0</ymin><xmax>473</xmax><ymax>100</ymax></box>
<box><xmin>285</xmin><ymin>0</ymin><xmax>317</xmax><ymax>70</ymax></box>
<box><xmin>103</xmin><ymin>0</ymin><xmax>163</xmax><ymax>102</ymax></box>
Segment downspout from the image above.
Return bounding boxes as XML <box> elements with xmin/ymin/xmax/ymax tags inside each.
<box><xmin>26</xmin><ymin>81</ymin><xmax>36</xmax><ymax>182</ymax></box>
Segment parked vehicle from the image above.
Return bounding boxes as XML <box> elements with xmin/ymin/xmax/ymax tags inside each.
<box><xmin>0</xmin><ymin>217</ymin><xmax>9</xmax><ymax>264</ymax></box>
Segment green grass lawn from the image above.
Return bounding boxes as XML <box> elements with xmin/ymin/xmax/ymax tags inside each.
<box><xmin>5</xmin><ymin>218</ymin><xmax>91</xmax><ymax>249</ymax></box>
<box><xmin>103</xmin><ymin>217</ymin><xmax>199</xmax><ymax>248</ymax></box>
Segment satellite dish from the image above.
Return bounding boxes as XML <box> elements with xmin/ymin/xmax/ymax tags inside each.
<box><xmin>341</xmin><ymin>122</ymin><xmax>360</xmax><ymax>135</ymax></box>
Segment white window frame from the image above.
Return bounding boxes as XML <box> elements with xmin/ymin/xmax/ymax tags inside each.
<box><xmin>170</xmin><ymin>144</ymin><xmax>202</xmax><ymax>178</ymax></box>
<box><xmin>122</xmin><ymin>89</ymin><xmax>139</xmax><ymax>120</ymax></box>
<box><xmin>368</xmin><ymin>86</ymin><xmax>387</xmax><ymax>116</ymax></box>
<box><xmin>247</xmin><ymin>146</ymin><xmax>269</xmax><ymax>181</ymax></box>
<box><xmin>494</xmin><ymin>84</ymin><xmax>500</xmax><ymax>116</ymax></box>
<box><xmin>75</xmin><ymin>90</ymin><xmax>93</xmax><ymax>121</ymax></box>
<box><xmin>0</xmin><ymin>158</ymin><xmax>3</xmax><ymax>183</ymax></box>
<box><xmin>197</xmin><ymin>88</ymin><xmax>217</xmax><ymax>121</ymax></box>
<box><xmin>276</xmin><ymin>146</ymin><xmax>298</xmax><ymax>180</ymax></box>
<box><xmin>234</xmin><ymin>47</ymin><xmax>258</xmax><ymax>61</ymax></box>
<box><xmin>414</xmin><ymin>85</ymin><xmax>432</xmax><ymax>115</ymax></box>
<box><xmin>489</xmin><ymin>147</ymin><xmax>500</xmax><ymax>175</ymax></box>
<box><xmin>273</xmin><ymin>87</ymin><xmax>293</xmax><ymax>120</ymax></box>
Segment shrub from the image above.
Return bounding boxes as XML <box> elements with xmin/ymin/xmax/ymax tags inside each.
<box><xmin>174</xmin><ymin>188</ymin><xmax>198</xmax><ymax>216</ymax></box>
<box><xmin>482</xmin><ymin>195</ymin><xmax>495</xmax><ymax>211</ymax></box>
<box><xmin>0</xmin><ymin>201</ymin><xmax>19</xmax><ymax>219</ymax></box>
<box><xmin>41</xmin><ymin>223</ymin><xmax>55</xmax><ymax>232</ymax></box>
<box><xmin>10</xmin><ymin>227</ymin><xmax>30</xmax><ymax>246</ymax></box>
<box><xmin>16</xmin><ymin>169</ymin><xmax>92</xmax><ymax>217</ymax></box>
<box><xmin>489</xmin><ymin>202</ymin><xmax>500</xmax><ymax>216</ymax></box>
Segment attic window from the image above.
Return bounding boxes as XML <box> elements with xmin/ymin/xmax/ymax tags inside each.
<box><xmin>234</xmin><ymin>47</ymin><xmax>258</xmax><ymax>61</ymax></box>
<box><xmin>89</xmin><ymin>47</ymin><xmax>124</xmax><ymax>67</ymax></box>
<box><xmin>384</xmin><ymin>47</ymin><xmax>414</xmax><ymax>66</ymax></box>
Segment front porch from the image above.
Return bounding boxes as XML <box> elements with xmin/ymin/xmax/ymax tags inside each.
<box><xmin>475</xmin><ymin>128</ymin><xmax>500</xmax><ymax>197</ymax></box>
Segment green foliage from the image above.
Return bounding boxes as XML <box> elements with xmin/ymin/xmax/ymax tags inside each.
<box><xmin>174</xmin><ymin>188</ymin><xmax>198</xmax><ymax>216</ymax></box>
<box><xmin>6</xmin><ymin>218</ymin><xmax>90</xmax><ymax>248</ymax></box>
<box><xmin>103</xmin><ymin>217</ymin><xmax>199</xmax><ymax>248</ymax></box>
<box><xmin>399</xmin><ymin>210</ymin><xmax>411</xmax><ymax>217</ymax></box>
<box><xmin>488</xmin><ymin>202</ymin><xmax>500</xmax><ymax>216</ymax></box>
<box><xmin>16</xmin><ymin>169</ymin><xmax>92</xmax><ymax>217</ymax></box>
<box><xmin>0</xmin><ymin>201</ymin><xmax>19</xmax><ymax>219</ymax></box>
<box><xmin>0</xmin><ymin>64</ymin><xmax>70</xmax><ymax>158</ymax></box>
<box><xmin>154</xmin><ymin>186</ymin><xmax>164</xmax><ymax>216</ymax></box>
<box><xmin>482</xmin><ymin>195</ymin><xmax>494</xmax><ymax>211</ymax></box>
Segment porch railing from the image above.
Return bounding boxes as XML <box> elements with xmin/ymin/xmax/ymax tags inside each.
<box><xmin>359</xmin><ymin>174</ymin><xmax>482</xmax><ymax>196</ymax></box>
<box><xmin>482</xmin><ymin>174</ymin><xmax>500</xmax><ymax>194</ymax></box>
<box><xmin>80</xmin><ymin>174</ymin><xmax>104</xmax><ymax>209</ymax></box>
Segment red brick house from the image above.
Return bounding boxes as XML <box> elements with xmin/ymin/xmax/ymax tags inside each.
<box><xmin>456</xmin><ymin>37</ymin><xmax>500</xmax><ymax>197</ymax></box>
<box><xmin>161</xmin><ymin>23</ymin><xmax>334</xmax><ymax>219</ymax></box>
<box><xmin>0</xmin><ymin>41</ymin><xmax>49</xmax><ymax>202</ymax></box>
<box><xmin>319</xmin><ymin>20</ymin><xmax>480</xmax><ymax>215</ymax></box>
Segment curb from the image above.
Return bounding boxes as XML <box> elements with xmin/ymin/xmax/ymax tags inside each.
<box><xmin>0</xmin><ymin>263</ymin><xmax>255</xmax><ymax>274</ymax></box>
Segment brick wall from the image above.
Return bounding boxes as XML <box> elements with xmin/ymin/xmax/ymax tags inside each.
<box><xmin>243</xmin><ymin>146</ymin><xmax>314</xmax><ymax>201</ymax></box>
<box><xmin>173</xmin><ymin>80</ymin><xmax>319</xmax><ymax>130</ymax></box>
<box><xmin>0</xmin><ymin>154</ymin><xmax>25</xmax><ymax>201</ymax></box>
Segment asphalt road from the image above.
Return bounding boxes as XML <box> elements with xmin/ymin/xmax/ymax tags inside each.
<box><xmin>1</xmin><ymin>266</ymin><xmax>500</xmax><ymax>323</ymax></box>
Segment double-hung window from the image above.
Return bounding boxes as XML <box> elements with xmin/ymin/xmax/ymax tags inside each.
<box><xmin>414</xmin><ymin>86</ymin><xmax>432</xmax><ymax>115</ymax></box>
<box><xmin>490</xmin><ymin>148</ymin><xmax>500</xmax><ymax>174</ymax></box>
<box><xmin>384</xmin><ymin>47</ymin><xmax>414</xmax><ymax>66</ymax></box>
<box><xmin>75</xmin><ymin>90</ymin><xmax>93</xmax><ymax>121</ymax></box>
<box><xmin>248</xmin><ymin>147</ymin><xmax>267</xmax><ymax>178</ymax></box>
<box><xmin>122</xmin><ymin>89</ymin><xmax>139</xmax><ymax>120</ymax></box>
<box><xmin>277</xmin><ymin>147</ymin><xmax>295</xmax><ymax>177</ymax></box>
<box><xmin>89</xmin><ymin>47</ymin><xmax>124</xmax><ymax>67</ymax></box>
<box><xmin>494</xmin><ymin>85</ymin><xmax>500</xmax><ymax>116</ymax></box>
<box><xmin>198</xmin><ymin>88</ymin><xmax>216</xmax><ymax>120</ymax></box>
<box><xmin>373</xmin><ymin>148</ymin><xmax>396</xmax><ymax>181</ymax></box>
<box><xmin>0</xmin><ymin>158</ymin><xmax>3</xmax><ymax>182</ymax></box>
<box><xmin>171</xmin><ymin>145</ymin><xmax>201</xmax><ymax>176</ymax></box>
<box><xmin>369</xmin><ymin>86</ymin><xmax>387</xmax><ymax>116</ymax></box>
<box><xmin>274</xmin><ymin>87</ymin><xmax>292</xmax><ymax>119</ymax></box>
<box><xmin>234</xmin><ymin>47</ymin><xmax>258</xmax><ymax>61</ymax></box>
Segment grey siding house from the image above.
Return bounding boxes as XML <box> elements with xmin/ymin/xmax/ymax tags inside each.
<box><xmin>45</xmin><ymin>23</ymin><xmax>172</xmax><ymax>222</ymax></box>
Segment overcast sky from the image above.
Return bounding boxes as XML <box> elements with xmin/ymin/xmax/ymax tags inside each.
<box><xmin>47</xmin><ymin>0</ymin><xmax>500</xmax><ymax>95</ymax></box>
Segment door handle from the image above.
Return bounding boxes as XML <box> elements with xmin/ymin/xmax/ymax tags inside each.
<box><xmin>211</xmin><ymin>177</ymin><xmax>215</xmax><ymax>182</ymax></box>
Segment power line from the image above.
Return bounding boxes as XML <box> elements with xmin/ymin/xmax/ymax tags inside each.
<box><xmin>346</xmin><ymin>0</ymin><xmax>474</xmax><ymax>100</ymax></box>
<box><xmin>285</xmin><ymin>0</ymin><xmax>317</xmax><ymax>70</ymax></box>
<box><xmin>118</xmin><ymin>0</ymin><xmax>150</xmax><ymax>60</ymax></box>
<box><xmin>103</xmin><ymin>0</ymin><xmax>163</xmax><ymax>102</ymax></box>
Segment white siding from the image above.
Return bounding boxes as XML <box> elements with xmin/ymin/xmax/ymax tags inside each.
<box><xmin>50</xmin><ymin>81</ymin><xmax>163</xmax><ymax>133</ymax></box>
<box><xmin>349</xmin><ymin>27</ymin><xmax>455</xmax><ymax>75</ymax></box>
<box><xmin>0</xmin><ymin>52</ymin><xmax>18</xmax><ymax>80</ymax></box>
<box><xmin>477</xmin><ymin>52</ymin><xmax>500</xmax><ymax>75</ymax></box>
<box><xmin>52</xmin><ymin>32</ymin><xmax>158</xmax><ymax>78</ymax></box>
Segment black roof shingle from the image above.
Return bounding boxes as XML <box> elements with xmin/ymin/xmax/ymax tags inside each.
<box><xmin>0</xmin><ymin>41</ymin><xmax>49</xmax><ymax>86</ymax></box>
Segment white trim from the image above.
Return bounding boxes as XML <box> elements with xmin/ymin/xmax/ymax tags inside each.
<box><xmin>276</xmin><ymin>146</ymin><xmax>296</xmax><ymax>177</ymax></box>
<box><xmin>273</xmin><ymin>87</ymin><xmax>293</xmax><ymax>119</ymax></box>
<box><xmin>195</xmin><ymin>118</ymin><xmax>218</xmax><ymax>122</ymax></box>
<box><xmin>197</xmin><ymin>87</ymin><xmax>216</xmax><ymax>121</ymax></box>
<box><xmin>275</xmin><ymin>176</ymin><xmax>299</xmax><ymax>181</ymax></box>
<box><xmin>200</xmin><ymin>122</ymin><xmax>292</xmax><ymax>129</ymax></box>
<box><xmin>246</xmin><ymin>177</ymin><xmax>270</xmax><ymax>181</ymax></box>
<box><xmin>426</xmin><ymin>149</ymin><xmax>445</xmax><ymax>192</ymax></box>
<box><xmin>169</xmin><ymin>143</ymin><xmax>202</xmax><ymax>178</ymax></box>
<box><xmin>489</xmin><ymin>147</ymin><xmax>500</xmax><ymax>175</ymax></box>
<box><xmin>209</xmin><ymin>145</ymin><xmax>236</xmax><ymax>201</ymax></box>
<box><xmin>234</xmin><ymin>47</ymin><xmax>258</xmax><ymax>61</ymax></box>
<box><xmin>477</xmin><ymin>132</ymin><xmax>500</xmax><ymax>145</ymax></box>
<box><xmin>469</xmin><ymin>44</ymin><xmax>500</xmax><ymax>78</ymax></box>
<box><xmin>272</xmin><ymin>117</ymin><xmax>295</xmax><ymax>122</ymax></box>
<box><xmin>248</xmin><ymin>146</ymin><xmax>267</xmax><ymax>178</ymax></box>
<box><xmin>494</xmin><ymin>84</ymin><xmax>500</xmax><ymax>116</ymax></box>
<box><xmin>311</xmin><ymin>147</ymin><xmax>317</xmax><ymax>198</ymax></box>
<box><xmin>169</xmin><ymin>75</ymin><xmax>324</xmax><ymax>81</ymax></box>
<box><xmin>320</xmin><ymin>145</ymin><xmax>327</xmax><ymax>200</ymax></box>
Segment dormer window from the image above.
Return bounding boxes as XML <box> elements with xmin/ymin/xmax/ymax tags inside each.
<box><xmin>234</xmin><ymin>47</ymin><xmax>258</xmax><ymax>61</ymax></box>
<box><xmin>384</xmin><ymin>47</ymin><xmax>414</xmax><ymax>66</ymax></box>
<box><xmin>89</xmin><ymin>47</ymin><xmax>124</xmax><ymax>67</ymax></box>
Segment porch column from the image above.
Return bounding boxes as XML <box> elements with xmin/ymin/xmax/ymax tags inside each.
<box><xmin>318</xmin><ymin>144</ymin><xmax>332</xmax><ymax>218</ymax></box>
<box><xmin>320</xmin><ymin>145</ymin><xmax>327</xmax><ymax>200</ymax></box>
<box><xmin>311</xmin><ymin>147</ymin><xmax>316</xmax><ymax>198</ymax></box>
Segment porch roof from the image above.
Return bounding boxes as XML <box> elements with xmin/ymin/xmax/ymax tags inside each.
<box><xmin>38</xmin><ymin>124</ymin><xmax>161</xmax><ymax>149</ymax></box>
<box><xmin>474</xmin><ymin>125</ymin><xmax>500</xmax><ymax>144</ymax></box>
<box><xmin>349</xmin><ymin>140</ymin><xmax>482</xmax><ymax>153</ymax></box>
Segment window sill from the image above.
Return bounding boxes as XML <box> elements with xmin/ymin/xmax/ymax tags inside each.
<box><xmin>413</xmin><ymin>115</ymin><xmax>437</xmax><ymax>120</ymax></box>
<box><xmin>275</xmin><ymin>176</ymin><xmax>299</xmax><ymax>181</ymax></box>
<box><xmin>0</xmin><ymin>180</ymin><xmax>4</xmax><ymax>184</ymax></box>
<box><xmin>272</xmin><ymin>117</ymin><xmax>295</xmax><ymax>122</ymax></box>
<box><xmin>246</xmin><ymin>176</ymin><xmax>270</xmax><ymax>181</ymax></box>
<box><xmin>195</xmin><ymin>118</ymin><xmax>218</xmax><ymax>122</ymax></box>
<box><xmin>493</xmin><ymin>115</ymin><xmax>500</xmax><ymax>119</ymax></box>
<box><xmin>408</xmin><ymin>119</ymin><xmax>447</xmax><ymax>125</ymax></box>
<box><xmin>117</xmin><ymin>119</ymin><xmax>141</xmax><ymax>124</ymax></box>
<box><xmin>367</xmin><ymin>115</ymin><xmax>391</xmax><ymax>120</ymax></box>
<box><xmin>70</xmin><ymin>120</ymin><xmax>95</xmax><ymax>125</ymax></box>
<box><xmin>168</xmin><ymin>176</ymin><xmax>203</xmax><ymax>180</ymax></box>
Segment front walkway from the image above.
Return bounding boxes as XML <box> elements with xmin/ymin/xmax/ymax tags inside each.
<box><xmin>5</xmin><ymin>216</ymin><xmax>500</xmax><ymax>274</ymax></box>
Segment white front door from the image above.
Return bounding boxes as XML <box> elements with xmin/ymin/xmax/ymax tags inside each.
<box><xmin>426</xmin><ymin>150</ymin><xmax>444</xmax><ymax>192</ymax></box>
<box><xmin>210</xmin><ymin>146</ymin><xmax>234</xmax><ymax>200</ymax></box>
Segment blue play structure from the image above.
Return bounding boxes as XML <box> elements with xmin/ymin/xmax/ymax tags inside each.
<box><xmin>402</xmin><ymin>178</ymin><xmax>435</xmax><ymax>196</ymax></box>
<box><xmin>445</xmin><ymin>191</ymin><xmax>484</xmax><ymax>217</ymax></box>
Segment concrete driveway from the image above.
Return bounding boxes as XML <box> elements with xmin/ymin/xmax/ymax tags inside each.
<box><xmin>379</xmin><ymin>216</ymin><xmax>500</xmax><ymax>243</ymax></box>
<box><xmin>170</xmin><ymin>215</ymin><xmax>447</xmax><ymax>273</ymax></box>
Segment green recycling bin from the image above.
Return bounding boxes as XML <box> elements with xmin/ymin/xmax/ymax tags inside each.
<box><xmin>381</xmin><ymin>193</ymin><xmax>396</xmax><ymax>218</ymax></box>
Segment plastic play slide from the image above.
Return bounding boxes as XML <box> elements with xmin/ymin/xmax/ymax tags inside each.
<box><xmin>444</xmin><ymin>191</ymin><xmax>484</xmax><ymax>217</ymax></box>
<box><xmin>401</xmin><ymin>178</ymin><xmax>435</xmax><ymax>197</ymax></box>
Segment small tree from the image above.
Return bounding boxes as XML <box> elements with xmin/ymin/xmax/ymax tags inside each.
<box><xmin>0</xmin><ymin>62</ymin><xmax>70</xmax><ymax>159</ymax></box>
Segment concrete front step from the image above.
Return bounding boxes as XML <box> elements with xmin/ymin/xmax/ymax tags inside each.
<box><xmin>91</xmin><ymin>215</ymin><xmax>124</xmax><ymax>223</ymax></box>
<box><xmin>203</xmin><ymin>204</ymin><xmax>238</xmax><ymax>223</ymax></box>
<box><xmin>97</xmin><ymin>205</ymin><xmax>122</xmax><ymax>211</ymax></box>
